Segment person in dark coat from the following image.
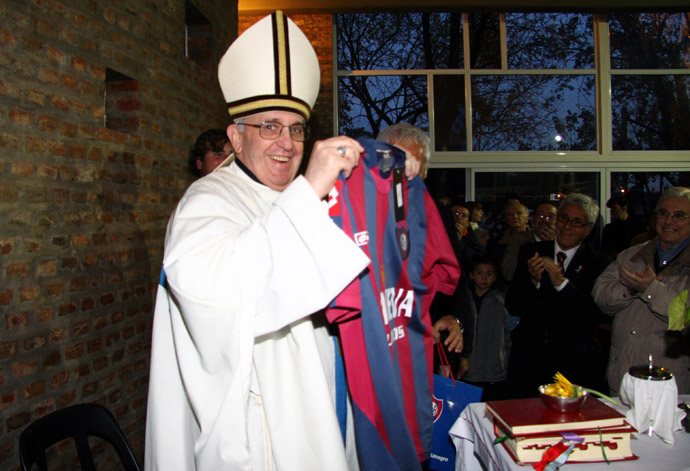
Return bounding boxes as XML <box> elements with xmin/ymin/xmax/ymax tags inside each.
<box><xmin>505</xmin><ymin>193</ymin><xmax>612</xmax><ymax>398</ymax></box>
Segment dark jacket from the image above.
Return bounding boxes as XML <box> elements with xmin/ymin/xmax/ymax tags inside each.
<box><xmin>505</xmin><ymin>240</ymin><xmax>612</xmax><ymax>397</ymax></box>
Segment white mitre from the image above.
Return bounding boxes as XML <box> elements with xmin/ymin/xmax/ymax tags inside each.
<box><xmin>218</xmin><ymin>10</ymin><xmax>320</xmax><ymax>121</ymax></box>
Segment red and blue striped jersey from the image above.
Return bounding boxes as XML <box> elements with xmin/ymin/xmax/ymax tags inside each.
<box><xmin>327</xmin><ymin>138</ymin><xmax>460</xmax><ymax>470</ymax></box>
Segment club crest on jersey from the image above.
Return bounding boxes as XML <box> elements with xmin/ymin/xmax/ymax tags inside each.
<box><xmin>396</xmin><ymin>225</ymin><xmax>409</xmax><ymax>260</ymax></box>
<box><xmin>354</xmin><ymin>231</ymin><xmax>369</xmax><ymax>246</ymax></box>
<box><xmin>432</xmin><ymin>395</ymin><xmax>443</xmax><ymax>423</ymax></box>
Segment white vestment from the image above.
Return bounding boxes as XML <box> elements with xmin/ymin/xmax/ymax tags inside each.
<box><xmin>144</xmin><ymin>162</ymin><xmax>369</xmax><ymax>470</ymax></box>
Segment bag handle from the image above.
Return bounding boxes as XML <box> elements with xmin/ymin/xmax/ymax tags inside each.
<box><xmin>436</xmin><ymin>342</ymin><xmax>455</xmax><ymax>385</ymax></box>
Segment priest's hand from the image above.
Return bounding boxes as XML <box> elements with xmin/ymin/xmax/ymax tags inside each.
<box><xmin>304</xmin><ymin>137</ymin><xmax>363</xmax><ymax>199</ymax></box>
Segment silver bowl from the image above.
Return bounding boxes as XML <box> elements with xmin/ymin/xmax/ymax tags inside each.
<box><xmin>539</xmin><ymin>384</ymin><xmax>588</xmax><ymax>413</ymax></box>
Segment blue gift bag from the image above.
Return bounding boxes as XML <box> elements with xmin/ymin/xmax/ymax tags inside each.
<box><xmin>430</xmin><ymin>347</ymin><xmax>483</xmax><ymax>471</ymax></box>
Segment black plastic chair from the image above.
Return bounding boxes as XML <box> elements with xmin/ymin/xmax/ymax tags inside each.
<box><xmin>19</xmin><ymin>403</ymin><xmax>141</xmax><ymax>471</ymax></box>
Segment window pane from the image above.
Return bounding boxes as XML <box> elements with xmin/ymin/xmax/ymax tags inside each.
<box><xmin>507</xmin><ymin>13</ymin><xmax>594</xmax><ymax>69</ymax></box>
<box><xmin>610</xmin><ymin>13</ymin><xmax>690</xmax><ymax>69</ymax></box>
<box><xmin>426</xmin><ymin>168</ymin><xmax>467</xmax><ymax>202</ymax></box>
<box><xmin>472</xmin><ymin>75</ymin><xmax>596</xmax><ymax>151</ymax></box>
<box><xmin>336</xmin><ymin>13</ymin><xmax>463</xmax><ymax>71</ymax></box>
<box><xmin>338</xmin><ymin>76</ymin><xmax>428</xmax><ymax>138</ymax></box>
<box><xmin>474</xmin><ymin>171</ymin><xmax>600</xmax><ymax>221</ymax></box>
<box><xmin>610</xmin><ymin>171</ymin><xmax>690</xmax><ymax>221</ymax></box>
<box><xmin>468</xmin><ymin>13</ymin><xmax>501</xmax><ymax>69</ymax></box>
<box><xmin>433</xmin><ymin>75</ymin><xmax>466</xmax><ymax>151</ymax></box>
<box><xmin>611</xmin><ymin>75</ymin><xmax>690</xmax><ymax>150</ymax></box>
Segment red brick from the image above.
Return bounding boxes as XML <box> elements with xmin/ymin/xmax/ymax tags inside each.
<box><xmin>9</xmin><ymin>109</ymin><xmax>31</xmax><ymax>126</ymax></box>
<box><xmin>23</xmin><ymin>336</ymin><xmax>46</xmax><ymax>351</ymax></box>
<box><xmin>19</xmin><ymin>286</ymin><xmax>39</xmax><ymax>301</ymax></box>
<box><xmin>0</xmin><ymin>29</ymin><xmax>16</xmax><ymax>46</ymax></box>
<box><xmin>6</xmin><ymin>262</ymin><xmax>29</xmax><ymax>278</ymax></box>
<box><xmin>37</xmin><ymin>115</ymin><xmax>58</xmax><ymax>132</ymax></box>
<box><xmin>37</xmin><ymin>260</ymin><xmax>57</xmax><ymax>276</ymax></box>
<box><xmin>81</xmin><ymin>298</ymin><xmax>95</xmax><ymax>310</ymax></box>
<box><xmin>25</xmin><ymin>137</ymin><xmax>48</xmax><ymax>153</ymax></box>
<box><xmin>94</xmin><ymin>315</ymin><xmax>109</xmax><ymax>330</ymax></box>
<box><xmin>70</xmin><ymin>56</ymin><xmax>88</xmax><ymax>72</ymax></box>
<box><xmin>12</xmin><ymin>360</ymin><xmax>38</xmax><ymax>377</ymax></box>
<box><xmin>72</xmin><ymin>321</ymin><xmax>89</xmax><ymax>336</ymax></box>
<box><xmin>87</xmin><ymin>338</ymin><xmax>103</xmax><ymax>353</ymax></box>
<box><xmin>24</xmin><ymin>380</ymin><xmax>46</xmax><ymax>399</ymax></box>
<box><xmin>26</xmin><ymin>88</ymin><xmax>47</xmax><ymax>106</ymax></box>
<box><xmin>35</xmin><ymin>307</ymin><xmax>54</xmax><ymax>322</ymax></box>
<box><xmin>33</xmin><ymin>399</ymin><xmax>55</xmax><ymax>417</ymax></box>
<box><xmin>0</xmin><ymin>341</ymin><xmax>17</xmax><ymax>359</ymax></box>
<box><xmin>65</xmin><ymin>344</ymin><xmax>83</xmax><ymax>360</ymax></box>
<box><xmin>37</xmin><ymin>164</ymin><xmax>58</xmax><ymax>179</ymax></box>
<box><xmin>0</xmin><ymin>238</ymin><xmax>13</xmax><ymax>254</ymax></box>
<box><xmin>69</xmin><ymin>278</ymin><xmax>86</xmax><ymax>293</ymax></box>
<box><xmin>60</xmin><ymin>122</ymin><xmax>78</xmax><ymax>138</ymax></box>
<box><xmin>74</xmin><ymin>363</ymin><xmax>90</xmax><ymax>378</ymax></box>
<box><xmin>50</xmin><ymin>328</ymin><xmax>68</xmax><ymax>343</ymax></box>
<box><xmin>5</xmin><ymin>312</ymin><xmax>29</xmax><ymax>329</ymax></box>
<box><xmin>0</xmin><ymin>290</ymin><xmax>13</xmax><ymax>305</ymax></box>
<box><xmin>51</xmin><ymin>94</ymin><xmax>70</xmax><ymax>112</ymax></box>
<box><xmin>51</xmin><ymin>371</ymin><xmax>70</xmax><ymax>389</ymax></box>
<box><xmin>82</xmin><ymin>381</ymin><xmax>99</xmax><ymax>397</ymax></box>
<box><xmin>83</xmin><ymin>253</ymin><xmax>98</xmax><ymax>267</ymax></box>
<box><xmin>10</xmin><ymin>161</ymin><xmax>35</xmax><ymax>177</ymax></box>
<box><xmin>38</xmin><ymin>69</ymin><xmax>60</xmax><ymax>85</ymax></box>
<box><xmin>0</xmin><ymin>391</ymin><xmax>18</xmax><ymax>411</ymax></box>
<box><xmin>6</xmin><ymin>410</ymin><xmax>30</xmax><ymax>431</ymax></box>
<box><xmin>58</xmin><ymin>390</ymin><xmax>77</xmax><ymax>407</ymax></box>
<box><xmin>45</xmin><ymin>282</ymin><xmax>64</xmax><ymax>297</ymax></box>
<box><xmin>59</xmin><ymin>302</ymin><xmax>76</xmax><ymax>316</ymax></box>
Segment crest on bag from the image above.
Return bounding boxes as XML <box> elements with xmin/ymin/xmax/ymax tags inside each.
<box><xmin>432</xmin><ymin>395</ymin><xmax>443</xmax><ymax>423</ymax></box>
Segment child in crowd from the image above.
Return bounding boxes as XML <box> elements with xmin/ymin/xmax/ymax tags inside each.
<box><xmin>458</xmin><ymin>253</ymin><xmax>516</xmax><ymax>401</ymax></box>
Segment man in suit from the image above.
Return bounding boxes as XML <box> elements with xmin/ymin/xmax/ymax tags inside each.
<box><xmin>505</xmin><ymin>194</ymin><xmax>612</xmax><ymax>398</ymax></box>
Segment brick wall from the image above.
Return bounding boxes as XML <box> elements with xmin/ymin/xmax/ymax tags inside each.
<box><xmin>0</xmin><ymin>0</ymin><xmax>236</xmax><ymax>469</ymax></box>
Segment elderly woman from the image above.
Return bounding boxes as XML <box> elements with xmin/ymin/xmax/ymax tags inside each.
<box><xmin>592</xmin><ymin>186</ymin><xmax>690</xmax><ymax>395</ymax></box>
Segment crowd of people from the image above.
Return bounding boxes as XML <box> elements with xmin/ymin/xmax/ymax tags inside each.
<box><xmin>144</xmin><ymin>10</ymin><xmax>690</xmax><ymax>471</ymax></box>
<box><xmin>434</xmin><ymin>189</ymin><xmax>690</xmax><ymax>403</ymax></box>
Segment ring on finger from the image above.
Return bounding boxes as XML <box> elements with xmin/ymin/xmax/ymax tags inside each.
<box><xmin>337</xmin><ymin>145</ymin><xmax>346</xmax><ymax>156</ymax></box>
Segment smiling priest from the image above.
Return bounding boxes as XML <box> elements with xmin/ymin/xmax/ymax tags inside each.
<box><xmin>144</xmin><ymin>11</ymin><xmax>369</xmax><ymax>471</ymax></box>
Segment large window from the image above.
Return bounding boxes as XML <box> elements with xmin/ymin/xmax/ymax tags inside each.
<box><xmin>335</xmin><ymin>11</ymin><xmax>690</xmax><ymax>218</ymax></box>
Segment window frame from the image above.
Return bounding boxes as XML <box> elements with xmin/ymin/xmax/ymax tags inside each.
<box><xmin>332</xmin><ymin>12</ymin><xmax>690</xmax><ymax>224</ymax></box>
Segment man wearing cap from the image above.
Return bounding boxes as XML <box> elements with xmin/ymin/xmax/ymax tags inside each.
<box><xmin>145</xmin><ymin>11</ymin><xmax>369</xmax><ymax>471</ymax></box>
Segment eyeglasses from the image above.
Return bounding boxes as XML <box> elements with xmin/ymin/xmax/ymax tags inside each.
<box><xmin>657</xmin><ymin>209</ymin><xmax>689</xmax><ymax>223</ymax></box>
<box><xmin>241</xmin><ymin>121</ymin><xmax>309</xmax><ymax>142</ymax></box>
<box><xmin>556</xmin><ymin>213</ymin><xmax>588</xmax><ymax>228</ymax></box>
<box><xmin>453</xmin><ymin>211</ymin><xmax>469</xmax><ymax>218</ymax></box>
<box><xmin>536</xmin><ymin>213</ymin><xmax>555</xmax><ymax>222</ymax></box>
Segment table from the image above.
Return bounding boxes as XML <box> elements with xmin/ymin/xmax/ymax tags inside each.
<box><xmin>450</xmin><ymin>395</ymin><xmax>690</xmax><ymax>471</ymax></box>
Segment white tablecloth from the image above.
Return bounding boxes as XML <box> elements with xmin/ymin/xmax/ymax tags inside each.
<box><xmin>450</xmin><ymin>396</ymin><xmax>690</xmax><ymax>471</ymax></box>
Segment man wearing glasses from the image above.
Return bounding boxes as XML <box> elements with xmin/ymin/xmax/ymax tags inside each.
<box><xmin>146</xmin><ymin>12</ymin><xmax>369</xmax><ymax>471</ymax></box>
<box><xmin>593</xmin><ymin>186</ymin><xmax>690</xmax><ymax>396</ymax></box>
<box><xmin>505</xmin><ymin>193</ymin><xmax>612</xmax><ymax>398</ymax></box>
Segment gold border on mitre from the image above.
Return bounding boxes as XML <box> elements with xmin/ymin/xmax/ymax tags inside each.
<box><xmin>218</xmin><ymin>11</ymin><xmax>320</xmax><ymax>121</ymax></box>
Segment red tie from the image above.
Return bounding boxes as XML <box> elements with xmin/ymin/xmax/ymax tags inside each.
<box><xmin>557</xmin><ymin>251</ymin><xmax>566</xmax><ymax>270</ymax></box>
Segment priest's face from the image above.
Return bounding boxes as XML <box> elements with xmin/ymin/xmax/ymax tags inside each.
<box><xmin>229</xmin><ymin>111</ymin><xmax>305</xmax><ymax>191</ymax></box>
